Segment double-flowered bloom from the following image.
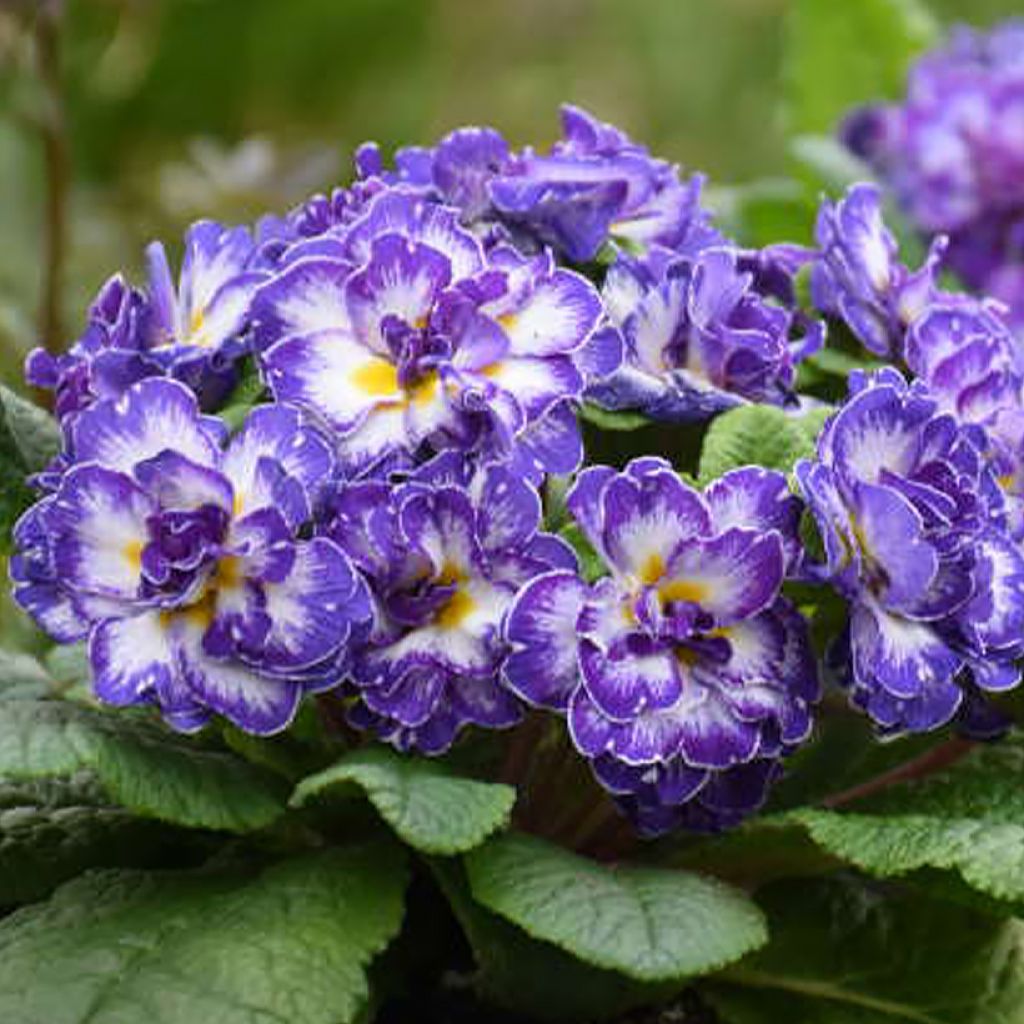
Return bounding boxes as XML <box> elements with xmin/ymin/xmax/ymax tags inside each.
<box><xmin>11</xmin><ymin>379</ymin><xmax>368</xmax><ymax>734</ymax></box>
<box><xmin>254</xmin><ymin>188</ymin><xmax>612</xmax><ymax>475</ymax></box>
<box><xmin>796</xmin><ymin>369</ymin><xmax>1024</xmax><ymax>735</ymax></box>
<box><xmin>504</xmin><ymin>458</ymin><xmax>818</xmax><ymax>834</ymax></box>
<box><xmin>587</xmin><ymin>242</ymin><xmax>822</xmax><ymax>420</ymax></box>
<box><xmin>323</xmin><ymin>453</ymin><xmax>575</xmax><ymax>753</ymax></box>
<box><xmin>843</xmin><ymin>22</ymin><xmax>1024</xmax><ymax>330</ymax></box>
<box><xmin>27</xmin><ymin>221</ymin><xmax>267</xmax><ymax>421</ymax></box>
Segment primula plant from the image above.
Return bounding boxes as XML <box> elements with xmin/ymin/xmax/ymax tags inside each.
<box><xmin>7</xmin><ymin>4</ymin><xmax>1024</xmax><ymax>1023</ymax></box>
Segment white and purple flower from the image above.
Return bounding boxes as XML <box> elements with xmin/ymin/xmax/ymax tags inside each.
<box><xmin>796</xmin><ymin>368</ymin><xmax>1024</xmax><ymax>735</ymax></box>
<box><xmin>586</xmin><ymin>243</ymin><xmax>822</xmax><ymax>420</ymax></box>
<box><xmin>11</xmin><ymin>378</ymin><xmax>367</xmax><ymax>734</ymax></box>
<box><xmin>254</xmin><ymin>188</ymin><xmax>611</xmax><ymax>475</ymax></box>
<box><xmin>504</xmin><ymin>458</ymin><xmax>817</xmax><ymax>835</ymax></box>
<box><xmin>323</xmin><ymin>452</ymin><xmax>576</xmax><ymax>753</ymax></box>
<box><xmin>810</xmin><ymin>184</ymin><xmax>945</xmax><ymax>358</ymax></box>
<box><xmin>27</xmin><ymin>220</ymin><xmax>268</xmax><ymax>421</ymax></box>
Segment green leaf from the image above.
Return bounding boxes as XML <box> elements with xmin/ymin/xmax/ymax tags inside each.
<box><xmin>579</xmin><ymin>402</ymin><xmax>651</xmax><ymax>432</ymax></box>
<box><xmin>465</xmin><ymin>831</ymin><xmax>767</xmax><ymax>982</ymax></box>
<box><xmin>708</xmin><ymin>179</ymin><xmax>816</xmax><ymax>248</ymax></box>
<box><xmin>698</xmin><ymin>404</ymin><xmax>824</xmax><ymax>484</ymax></box>
<box><xmin>0</xmin><ymin>384</ymin><xmax>61</xmax><ymax>473</ymax></box>
<box><xmin>218</xmin><ymin>357</ymin><xmax>267</xmax><ymax>432</ymax></box>
<box><xmin>559</xmin><ymin>522</ymin><xmax>606</xmax><ymax>582</ymax></box>
<box><xmin>784</xmin><ymin>0</ymin><xmax>939</xmax><ymax>137</ymax></box>
<box><xmin>707</xmin><ymin>876</ymin><xmax>1024</xmax><ymax>1023</ymax></box>
<box><xmin>431</xmin><ymin>858</ymin><xmax>682</xmax><ymax>1022</ymax></box>
<box><xmin>777</xmin><ymin>735</ymin><xmax>1024</xmax><ymax>907</ymax></box>
<box><xmin>789</xmin><ymin>134</ymin><xmax>874</xmax><ymax>194</ymax></box>
<box><xmin>0</xmin><ymin>647</ymin><xmax>55</xmax><ymax>700</ymax></box>
<box><xmin>0</xmin><ymin>842</ymin><xmax>408</xmax><ymax>1024</ymax></box>
<box><xmin>0</xmin><ymin>775</ymin><xmax>198</xmax><ymax>905</ymax></box>
<box><xmin>0</xmin><ymin>700</ymin><xmax>285</xmax><ymax>832</ymax></box>
<box><xmin>291</xmin><ymin>746</ymin><xmax>516</xmax><ymax>855</ymax></box>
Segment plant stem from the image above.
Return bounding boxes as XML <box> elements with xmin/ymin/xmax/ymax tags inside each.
<box><xmin>34</xmin><ymin>0</ymin><xmax>69</xmax><ymax>355</ymax></box>
<box><xmin>821</xmin><ymin>736</ymin><xmax>973</xmax><ymax>810</ymax></box>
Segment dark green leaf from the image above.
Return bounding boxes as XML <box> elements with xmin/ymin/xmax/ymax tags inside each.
<box><xmin>707</xmin><ymin>876</ymin><xmax>1024</xmax><ymax>1023</ymax></box>
<box><xmin>0</xmin><ymin>842</ymin><xmax>408</xmax><ymax>1024</ymax></box>
<box><xmin>465</xmin><ymin>831</ymin><xmax>767</xmax><ymax>982</ymax></box>
<box><xmin>291</xmin><ymin>746</ymin><xmax>516</xmax><ymax>855</ymax></box>
<box><xmin>0</xmin><ymin>775</ymin><xmax>198</xmax><ymax>905</ymax></box>
<box><xmin>0</xmin><ymin>700</ymin><xmax>285</xmax><ymax>832</ymax></box>
<box><xmin>431</xmin><ymin>858</ymin><xmax>682</xmax><ymax>1022</ymax></box>
<box><xmin>784</xmin><ymin>0</ymin><xmax>938</xmax><ymax>137</ymax></box>
<box><xmin>0</xmin><ymin>384</ymin><xmax>61</xmax><ymax>473</ymax></box>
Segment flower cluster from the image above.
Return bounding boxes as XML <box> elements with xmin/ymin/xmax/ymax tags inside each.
<box><xmin>13</xmin><ymin>104</ymin><xmax>1024</xmax><ymax>843</ymax></box>
<box><xmin>843</xmin><ymin>21</ymin><xmax>1024</xmax><ymax>330</ymax></box>
<box><xmin>505</xmin><ymin>459</ymin><xmax>817</xmax><ymax>834</ymax></box>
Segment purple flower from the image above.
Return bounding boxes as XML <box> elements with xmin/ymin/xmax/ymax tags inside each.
<box><xmin>255</xmin><ymin>187</ymin><xmax>609</xmax><ymax>475</ymax></box>
<box><xmin>795</xmin><ymin>368</ymin><xmax>1024</xmax><ymax>735</ymax></box>
<box><xmin>587</xmin><ymin>243</ymin><xmax>822</xmax><ymax>420</ymax></box>
<box><xmin>489</xmin><ymin>105</ymin><xmax>724</xmax><ymax>263</ymax></box>
<box><xmin>843</xmin><ymin>22</ymin><xmax>1024</xmax><ymax>330</ymax></box>
<box><xmin>27</xmin><ymin>221</ymin><xmax>267</xmax><ymax>420</ymax></box>
<box><xmin>504</xmin><ymin>458</ymin><xmax>817</xmax><ymax>835</ymax></box>
<box><xmin>11</xmin><ymin>378</ymin><xmax>368</xmax><ymax>735</ymax></box>
<box><xmin>810</xmin><ymin>184</ymin><xmax>944</xmax><ymax>358</ymax></box>
<box><xmin>323</xmin><ymin>452</ymin><xmax>576</xmax><ymax>754</ymax></box>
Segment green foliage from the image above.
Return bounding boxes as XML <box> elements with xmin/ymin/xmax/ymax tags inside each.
<box><xmin>0</xmin><ymin>775</ymin><xmax>197</xmax><ymax>905</ymax></box>
<box><xmin>578</xmin><ymin>403</ymin><xmax>652</xmax><ymax>432</ymax></box>
<box><xmin>698</xmin><ymin>403</ymin><xmax>830</xmax><ymax>484</ymax></box>
<box><xmin>784</xmin><ymin>0</ymin><xmax>939</xmax><ymax>137</ymax></box>
<box><xmin>0</xmin><ymin>647</ymin><xmax>56</xmax><ymax>701</ymax></box>
<box><xmin>558</xmin><ymin>522</ymin><xmax>607</xmax><ymax>582</ymax></box>
<box><xmin>0</xmin><ymin>842</ymin><xmax>407</xmax><ymax>1024</ymax></box>
<box><xmin>0</xmin><ymin>384</ymin><xmax>58</xmax><ymax>552</ymax></box>
<box><xmin>0</xmin><ymin>700</ymin><xmax>285</xmax><ymax>832</ymax></box>
<box><xmin>784</xmin><ymin>736</ymin><xmax>1024</xmax><ymax>904</ymax></box>
<box><xmin>706</xmin><ymin>876</ymin><xmax>1024</xmax><ymax>1023</ymax></box>
<box><xmin>291</xmin><ymin>746</ymin><xmax>516</xmax><ymax>855</ymax></box>
<box><xmin>432</xmin><ymin>858</ymin><xmax>684</xmax><ymax>1022</ymax></box>
<box><xmin>465</xmin><ymin>831</ymin><xmax>767</xmax><ymax>982</ymax></box>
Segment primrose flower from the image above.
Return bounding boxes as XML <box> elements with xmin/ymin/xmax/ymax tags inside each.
<box><xmin>323</xmin><ymin>452</ymin><xmax>576</xmax><ymax>753</ymax></box>
<box><xmin>843</xmin><ymin>22</ymin><xmax>1024</xmax><ymax>329</ymax></box>
<box><xmin>504</xmin><ymin>458</ymin><xmax>817</xmax><ymax>834</ymax></box>
<box><xmin>27</xmin><ymin>221</ymin><xmax>267</xmax><ymax>421</ymax></box>
<box><xmin>796</xmin><ymin>369</ymin><xmax>1024</xmax><ymax>735</ymax></box>
<box><xmin>587</xmin><ymin>243</ymin><xmax>822</xmax><ymax>420</ymax></box>
<box><xmin>810</xmin><ymin>184</ymin><xmax>944</xmax><ymax>358</ymax></box>
<box><xmin>10</xmin><ymin>378</ymin><xmax>367</xmax><ymax>734</ymax></box>
<box><xmin>489</xmin><ymin>105</ymin><xmax>723</xmax><ymax>263</ymax></box>
<box><xmin>254</xmin><ymin>187</ymin><xmax>609</xmax><ymax>475</ymax></box>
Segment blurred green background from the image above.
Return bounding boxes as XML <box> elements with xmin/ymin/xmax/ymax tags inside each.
<box><xmin>0</xmin><ymin>0</ymin><xmax>1019</xmax><ymax>388</ymax></box>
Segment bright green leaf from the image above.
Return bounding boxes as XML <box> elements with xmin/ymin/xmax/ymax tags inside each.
<box><xmin>465</xmin><ymin>831</ymin><xmax>767</xmax><ymax>982</ymax></box>
<box><xmin>292</xmin><ymin>746</ymin><xmax>516</xmax><ymax>855</ymax></box>
<box><xmin>707</xmin><ymin>876</ymin><xmax>1024</xmax><ymax>1023</ymax></box>
<box><xmin>784</xmin><ymin>0</ymin><xmax>939</xmax><ymax>137</ymax></box>
<box><xmin>0</xmin><ymin>842</ymin><xmax>407</xmax><ymax>1024</ymax></box>
<box><xmin>579</xmin><ymin>403</ymin><xmax>651</xmax><ymax>432</ymax></box>
<box><xmin>698</xmin><ymin>404</ymin><xmax>823</xmax><ymax>484</ymax></box>
<box><xmin>0</xmin><ymin>700</ymin><xmax>285</xmax><ymax>832</ymax></box>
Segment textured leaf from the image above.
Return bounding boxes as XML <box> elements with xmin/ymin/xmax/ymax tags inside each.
<box><xmin>0</xmin><ymin>775</ymin><xmax>197</xmax><ymax>905</ymax></box>
<box><xmin>707</xmin><ymin>876</ymin><xmax>1024</xmax><ymax>1024</ymax></box>
<box><xmin>0</xmin><ymin>842</ymin><xmax>407</xmax><ymax>1024</ymax></box>
<box><xmin>784</xmin><ymin>0</ymin><xmax>938</xmax><ymax>137</ymax></box>
<box><xmin>0</xmin><ymin>384</ymin><xmax>61</xmax><ymax>473</ymax></box>
<box><xmin>292</xmin><ymin>746</ymin><xmax>516</xmax><ymax>855</ymax></box>
<box><xmin>0</xmin><ymin>700</ymin><xmax>284</xmax><ymax>832</ymax></box>
<box><xmin>0</xmin><ymin>648</ymin><xmax>55</xmax><ymax>700</ymax></box>
<box><xmin>783</xmin><ymin>737</ymin><xmax>1024</xmax><ymax>906</ymax></box>
<box><xmin>698</xmin><ymin>404</ymin><xmax>823</xmax><ymax>484</ymax></box>
<box><xmin>465</xmin><ymin>832</ymin><xmax>767</xmax><ymax>982</ymax></box>
<box><xmin>431</xmin><ymin>858</ymin><xmax>682</xmax><ymax>1022</ymax></box>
